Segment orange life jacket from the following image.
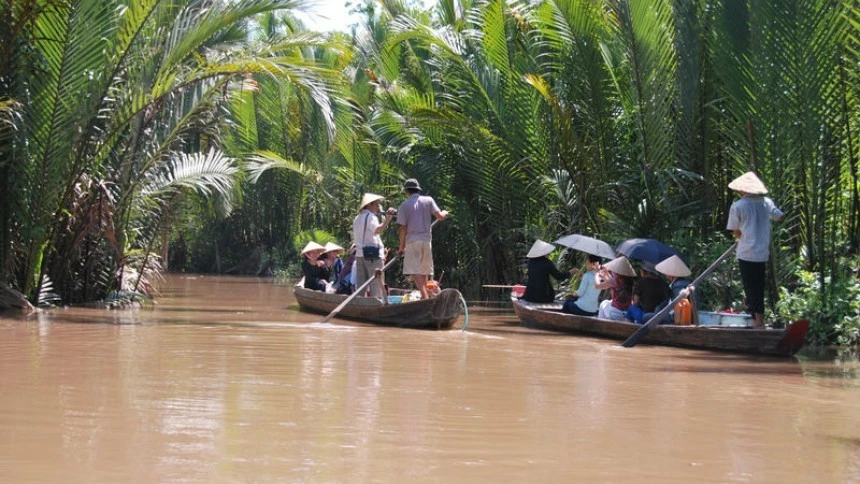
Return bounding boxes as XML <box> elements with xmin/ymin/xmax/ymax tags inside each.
<box><xmin>674</xmin><ymin>298</ymin><xmax>693</xmax><ymax>326</ymax></box>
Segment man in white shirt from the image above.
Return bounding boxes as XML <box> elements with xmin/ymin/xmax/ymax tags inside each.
<box><xmin>353</xmin><ymin>193</ymin><xmax>396</xmax><ymax>299</ymax></box>
<box><xmin>726</xmin><ymin>171</ymin><xmax>784</xmax><ymax>328</ymax></box>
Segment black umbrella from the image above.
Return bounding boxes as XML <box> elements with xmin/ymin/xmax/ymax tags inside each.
<box><xmin>615</xmin><ymin>238</ymin><xmax>684</xmax><ymax>265</ymax></box>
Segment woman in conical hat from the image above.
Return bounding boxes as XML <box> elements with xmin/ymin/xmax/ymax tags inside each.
<box><xmin>353</xmin><ymin>193</ymin><xmax>396</xmax><ymax>299</ymax></box>
<box><xmin>595</xmin><ymin>256</ymin><xmax>635</xmax><ymax>321</ymax></box>
<box><xmin>300</xmin><ymin>241</ymin><xmax>329</xmax><ymax>291</ymax></box>
<box><xmin>522</xmin><ymin>240</ymin><xmax>571</xmax><ymax>303</ymax></box>
<box><xmin>655</xmin><ymin>255</ymin><xmax>698</xmax><ymax>311</ymax></box>
<box><xmin>321</xmin><ymin>241</ymin><xmax>344</xmax><ymax>286</ymax></box>
<box><xmin>726</xmin><ymin>171</ymin><xmax>784</xmax><ymax>328</ymax></box>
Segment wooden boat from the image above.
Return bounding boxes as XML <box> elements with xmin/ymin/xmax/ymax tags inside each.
<box><xmin>512</xmin><ymin>298</ymin><xmax>809</xmax><ymax>357</ymax></box>
<box><xmin>294</xmin><ymin>286</ymin><xmax>463</xmax><ymax>329</ymax></box>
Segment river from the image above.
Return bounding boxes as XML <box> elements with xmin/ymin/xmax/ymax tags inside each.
<box><xmin>1</xmin><ymin>274</ymin><xmax>858</xmax><ymax>482</ymax></box>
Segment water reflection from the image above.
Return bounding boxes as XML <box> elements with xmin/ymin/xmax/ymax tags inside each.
<box><xmin>0</xmin><ymin>275</ymin><xmax>858</xmax><ymax>482</ymax></box>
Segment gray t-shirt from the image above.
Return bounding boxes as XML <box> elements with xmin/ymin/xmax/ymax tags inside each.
<box><xmin>726</xmin><ymin>195</ymin><xmax>783</xmax><ymax>262</ymax></box>
<box><xmin>397</xmin><ymin>194</ymin><xmax>441</xmax><ymax>242</ymax></box>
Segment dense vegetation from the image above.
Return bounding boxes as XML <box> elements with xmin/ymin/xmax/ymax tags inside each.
<box><xmin>2</xmin><ymin>0</ymin><xmax>859</xmax><ymax>344</ymax></box>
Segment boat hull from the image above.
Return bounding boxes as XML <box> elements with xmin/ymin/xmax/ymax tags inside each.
<box><xmin>295</xmin><ymin>286</ymin><xmax>463</xmax><ymax>330</ymax></box>
<box><xmin>513</xmin><ymin>299</ymin><xmax>808</xmax><ymax>357</ymax></box>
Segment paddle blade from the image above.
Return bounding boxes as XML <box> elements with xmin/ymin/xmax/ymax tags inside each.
<box><xmin>621</xmin><ymin>324</ymin><xmax>652</xmax><ymax>347</ymax></box>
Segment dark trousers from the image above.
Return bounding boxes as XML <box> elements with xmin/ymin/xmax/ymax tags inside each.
<box><xmin>562</xmin><ymin>300</ymin><xmax>598</xmax><ymax>317</ymax></box>
<box><xmin>739</xmin><ymin>259</ymin><xmax>766</xmax><ymax>315</ymax></box>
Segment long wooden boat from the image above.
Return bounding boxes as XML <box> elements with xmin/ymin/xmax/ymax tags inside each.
<box><xmin>513</xmin><ymin>298</ymin><xmax>809</xmax><ymax>357</ymax></box>
<box><xmin>294</xmin><ymin>286</ymin><xmax>463</xmax><ymax>329</ymax></box>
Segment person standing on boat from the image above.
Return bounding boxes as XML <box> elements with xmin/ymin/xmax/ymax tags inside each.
<box><xmin>595</xmin><ymin>256</ymin><xmax>636</xmax><ymax>320</ymax></box>
<box><xmin>354</xmin><ymin>193</ymin><xmax>396</xmax><ymax>299</ymax></box>
<box><xmin>397</xmin><ymin>178</ymin><xmax>448</xmax><ymax>300</ymax></box>
<box><xmin>523</xmin><ymin>240</ymin><xmax>570</xmax><ymax>303</ymax></box>
<box><xmin>561</xmin><ymin>254</ymin><xmax>602</xmax><ymax>316</ymax></box>
<box><xmin>726</xmin><ymin>171</ymin><xmax>784</xmax><ymax>328</ymax></box>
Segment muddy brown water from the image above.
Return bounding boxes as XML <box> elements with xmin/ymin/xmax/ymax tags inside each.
<box><xmin>1</xmin><ymin>275</ymin><xmax>859</xmax><ymax>482</ymax></box>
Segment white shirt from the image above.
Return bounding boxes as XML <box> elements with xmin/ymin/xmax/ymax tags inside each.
<box><xmin>573</xmin><ymin>270</ymin><xmax>601</xmax><ymax>313</ymax></box>
<box><xmin>353</xmin><ymin>210</ymin><xmax>383</xmax><ymax>258</ymax></box>
<box><xmin>726</xmin><ymin>195</ymin><xmax>783</xmax><ymax>262</ymax></box>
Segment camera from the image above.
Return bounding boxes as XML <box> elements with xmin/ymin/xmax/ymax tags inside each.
<box><xmin>386</xmin><ymin>208</ymin><xmax>398</xmax><ymax>216</ymax></box>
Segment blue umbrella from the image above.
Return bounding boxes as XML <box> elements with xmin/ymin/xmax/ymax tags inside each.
<box><xmin>615</xmin><ymin>238</ymin><xmax>684</xmax><ymax>265</ymax></box>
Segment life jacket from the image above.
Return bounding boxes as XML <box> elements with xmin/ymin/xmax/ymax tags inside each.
<box><xmin>674</xmin><ymin>298</ymin><xmax>693</xmax><ymax>326</ymax></box>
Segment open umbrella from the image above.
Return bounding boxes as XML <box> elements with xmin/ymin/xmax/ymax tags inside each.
<box><xmin>554</xmin><ymin>234</ymin><xmax>616</xmax><ymax>260</ymax></box>
<box><xmin>615</xmin><ymin>238</ymin><xmax>684</xmax><ymax>265</ymax></box>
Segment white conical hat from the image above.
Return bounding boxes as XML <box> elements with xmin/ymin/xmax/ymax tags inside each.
<box><xmin>655</xmin><ymin>255</ymin><xmax>691</xmax><ymax>277</ymax></box>
<box><xmin>526</xmin><ymin>239</ymin><xmax>556</xmax><ymax>258</ymax></box>
<box><xmin>360</xmin><ymin>193</ymin><xmax>384</xmax><ymax>210</ymax></box>
<box><xmin>300</xmin><ymin>241</ymin><xmax>326</xmax><ymax>255</ymax></box>
<box><xmin>728</xmin><ymin>171</ymin><xmax>768</xmax><ymax>195</ymax></box>
<box><xmin>324</xmin><ymin>242</ymin><xmax>344</xmax><ymax>253</ymax></box>
<box><xmin>604</xmin><ymin>256</ymin><xmax>636</xmax><ymax>277</ymax></box>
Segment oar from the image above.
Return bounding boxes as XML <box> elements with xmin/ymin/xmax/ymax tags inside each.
<box><xmin>620</xmin><ymin>242</ymin><xmax>738</xmax><ymax>348</ymax></box>
<box><xmin>319</xmin><ymin>254</ymin><xmax>401</xmax><ymax>323</ymax></box>
<box><xmin>318</xmin><ymin>218</ymin><xmax>442</xmax><ymax>324</ymax></box>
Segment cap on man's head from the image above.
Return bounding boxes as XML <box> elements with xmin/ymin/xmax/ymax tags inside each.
<box><xmin>403</xmin><ymin>178</ymin><xmax>422</xmax><ymax>191</ymax></box>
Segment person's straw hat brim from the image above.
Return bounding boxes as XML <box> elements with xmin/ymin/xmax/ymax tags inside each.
<box><xmin>301</xmin><ymin>241</ymin><xmax>326</xmax><ymax>256</ymax></box>
<box><xmin>324</xmin><ymin>242</ymin><xmax>344</xmax><ymax>253</ymax></box>
<box><xmin>655</xmin><ymin>255</ymin><xmax>692</xmax><ymax>277</ymax></box>
<box><xmin>604</xmin><ymin>256</ymin><xmax>636</xmax><ymax>277</ymax></box>
<box><xmin>728</xmin><ymin>171</ymin><xmax>768</xmax><ymax>195</ymax></box>
<box><xmin>360</xmin><ymin>193</ymin><xmax>385</xmax><ymax>210</ymax></box>
<box><xmin>526</xmin><ymin>239</ymin><xmax>556</xmax><ymax>258</ymax></box>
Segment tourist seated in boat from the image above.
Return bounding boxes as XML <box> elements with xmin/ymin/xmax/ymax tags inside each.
<box><xmin>324</xmin><ymin>242</ymin><xmax>345</xmax><ymax>287</ymax></box>
<box><xmin>640</xmin><ymin>255</ymin><xmax>698</xmax><ymax>324</ymax></box>
<box><xmin>301</xmin><ymin>241</ymin><xmax>329</xmax><ymax>291</ymax></box>
<box><xmin>333</xmin><ymin>244</ymin><xmax>356</xmax><ymax>295</ymax></box>
<box><xmin>561</xmin><ymin>254</ymin><xmax>603</xmax><ymax>316</ymax></box>
<box><xmin>595</xmin><ymin>256</ymin><xmax>636</xmax><ymax>320</ymax></box>
<box><xmin>523</xmin><ymin>240</ymin><xmax>571</xmax><ymax>303</ymax></box>
<box><xmin>656</xmin><ymin>255</ymin><xmax>696</xmax><ymax>305</ymax></box>
<box><xmin>625</xmin><ymin>261</ymin><xmax>672</xmax><ymax>324</ymax></box>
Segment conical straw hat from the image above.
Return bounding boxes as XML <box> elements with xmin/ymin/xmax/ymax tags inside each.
<box><xmin>526</xmin><ymin>239</ymin><xmax>556</xmax><ymax>258</ymax></box>
<box><xmin>300</xmin><ymin>241</ymin><xmax>326</xmax><ymax>256</ymax></box>
<box><xmin>728</xmin><ymin>171</ymin><xmax>768</xmax><ymax>195</ymax></box>
<box><xmin>604</xmin><ymin>256</ymin><xmax>636</xmax><ymax>277</ymax></box>
<box><xmin>324</xmin><ymin>242</ymin><xmax>344</xmax><ymax>253</ymax></box>
<box><xmin>360</xmin><ymin>193</ymin><xmax>385</xmax><ymax>210</ymax></box>
<box><xmin>655</xmin><ymin>255</ymin><xmax>691</xmax><ymax>277</ymax></box>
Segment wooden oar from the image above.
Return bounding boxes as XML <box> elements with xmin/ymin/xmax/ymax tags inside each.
<box><xmin>318</xmin><ymin>218</ymin><xmax>442</xmax><ymax>324</ymax></box>
<box><xmin>319</xmin><ymin>254</ymin><xmax>401</xmax><ymax>323</ymax></box>
<box><xmin>620</xmin><ymin>242</ymin><xmax>738</xmax><ymax>348</ymax></box>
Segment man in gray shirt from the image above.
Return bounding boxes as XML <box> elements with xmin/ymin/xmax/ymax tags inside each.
<box><xmin>726</xmin><ymin>171</ymin><xmax>784</xmax><ymax>328</ymax></box>
<box><xmin>397</xmin><ymin>179</ymin><xmax>448</xmax><ymax>299</ymax></box>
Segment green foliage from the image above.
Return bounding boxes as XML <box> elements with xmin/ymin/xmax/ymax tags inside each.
<box><xmin>773</xmin><ymin>259</ymin><xmax>860</xmax><ymax>346</ymax></box>
<box><xmin>293</xmin><ymin>229</ymin><xmax>337</xmax><ymax>255</ymax></box>
<box><xmin>4</xmin><ymin>0</ymin><xmax>860</xmax><ymax>349</ymax></box>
